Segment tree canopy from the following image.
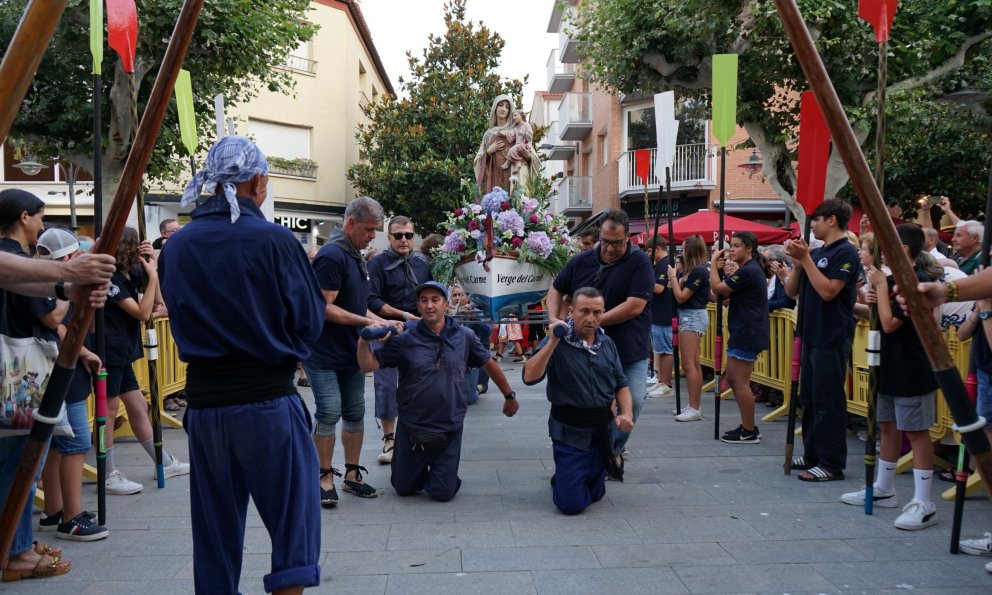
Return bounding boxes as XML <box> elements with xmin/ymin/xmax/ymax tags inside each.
<box><xmin>347</xmin><ymin>0</ymin><xmax>525</xmax><ymax>234</ymax></box>
<box><xmin>1</xmin><ymin>0</ymin><xmax>316</xmax><ymax>204</ymax></box>
<box><xmin>573</xmin><ymin>0</ymin><xmax>992</xmax><ymax>221</ymax></box>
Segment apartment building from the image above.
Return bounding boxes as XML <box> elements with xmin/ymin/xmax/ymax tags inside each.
<box><xmin>533</xmin><ymin>0</ymin><xmax>786</xmax><ymax>233</ymax></box>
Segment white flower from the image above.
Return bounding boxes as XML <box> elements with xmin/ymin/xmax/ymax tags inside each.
<box><xmin>470</xmin><ymin>204</ymin><xmax>482</xmax><ymax>214</ymax></box>
<box><xmin>470</xmin><ymin>229</ymin><xmax>481</xmax><ymax>239</ymax></box>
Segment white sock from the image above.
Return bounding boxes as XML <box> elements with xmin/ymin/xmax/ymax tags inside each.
<box><xmin>913</xmin><ymin>468</ymin><xmax>933</xmax><ymax>505</ymax></box>
<box><xmin>106</xmin><ymin>447</ymin><xmax>116</xmax><ymax>473</ymax></box>
<box><xmin>875</xmin><ymin>460</ymin><xmax>897</xmax><ymax>493</ymax></box>
<box><xmin>141</xmin><ymin>439</ymin><xmax>175</xmax><ymax>466</ymax></box>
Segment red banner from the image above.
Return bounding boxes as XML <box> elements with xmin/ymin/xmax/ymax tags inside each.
<box><xmin>858</xmin><ymin>0</ymin><xmax>899</xmax><ymax>44</ymax></box>
<box><xmin>107</xmin><ymin>0</ymin><xmax>138</xmax><ymax>73</ymax></box>
<box><xmin>634</xmin><ymin>149</ymin><xmax>651</xmax><ymax>186</ymax></box>
<box><xmin>796</xmin><ymin>91</ymin><xmax>831</xmax><ymax>217</ymax></box>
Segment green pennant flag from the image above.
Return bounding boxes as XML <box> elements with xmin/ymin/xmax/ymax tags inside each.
<box><xmin>174</xmin><ymin>69</ymin><xmax>198</xmax><ymax>156</ymax></box>
<box><xmin>90</xmin><ymin>0</ymin><xmax>103</xmax><ymax>75</ymax></box>
<box><xmin>712</xmin><ymin>54</ymin><xmax>738</xmax><ymax>147</ymax></box>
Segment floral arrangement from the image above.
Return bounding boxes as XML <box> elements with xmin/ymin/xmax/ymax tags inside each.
<box><xmin>431</xmin><ymin>184</ymin><xmax>575</xmax><ymax>282</ymax></box>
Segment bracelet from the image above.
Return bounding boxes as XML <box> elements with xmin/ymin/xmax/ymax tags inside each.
<box><xmin>54</xmin><ymin>282</ymin><xmax>68</xmax><ymax>301</ymax></box>
<box><xmin>945</xmin><ymin>280</ymin><xmax>959</xmax><ymax>302</ymax></box>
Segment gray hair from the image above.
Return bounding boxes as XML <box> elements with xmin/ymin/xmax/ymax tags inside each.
<box><xmin>924</xmin><ymin>227</ymin><xmax>940</xmax><ymax>240</ymax></box>
<box><xmin>764</xmin><ymin>244</ymin><xmax>791</xmax><ymax>266</ymax></box>
<box><xmin>345</xmin><ymin>196</ymin><xmax>384</xmax><ymax>224</ymax></box>
<box><xmin>956</xmin><ymin>219</ymin><xmax>983</xmax><ymax>240</ymax></box>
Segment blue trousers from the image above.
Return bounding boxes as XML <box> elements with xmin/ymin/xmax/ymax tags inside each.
<box><xmin>373</xmin><ymin>365</ymin><xmax>399</xmax><ymax>420</ymax></box>
<box><xmin>551</xmin><ymin>439</ymin><xmax>606</xmax><ymax>515</ymax></box>
<box><xmin>186</xmin><ymin>395</ymin><xmax>320</xmax><ymax>594</ymax></box>
<box><xmin>391</xmin><ymin>422</ymin><xmax>463</xmax><ymax>502</ymax></box>
<box><xmin>0</xmin><ymin>436</ymin><xmax>47</xmax><ymax>557</ymax></box>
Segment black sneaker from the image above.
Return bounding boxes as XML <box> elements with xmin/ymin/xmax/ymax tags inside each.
<box><xmin>56</xmin><ymin>512</ymin><xmax>109</xmax><ymax>542</ymax></box>
<box><xmin>721</xmin><ymin>425</ymin><xmax>760</xmax><ymax>444</ymax></box>
<box><xmin>39</xmin><ymin>509</ymin><xmax>95</xmax><ymax>532</ymax></box>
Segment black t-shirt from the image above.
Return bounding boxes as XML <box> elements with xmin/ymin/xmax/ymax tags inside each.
<box><xmin>62</xmin><ymin>304</ymin><xmax>95</xmax><ymax>405</ymax></box>
<box><xmin>799</xmin><ymin>238</ymin><xmax>860</xmax><ymax>348</ymax></box>
<box><xmin>650</xmin><ymin>256</ymin><xmax>673</xmax><ymax>326</ymax></box>
<box><xmin>0</xmin><ymin>238</ymin><xmax>58</xmax><ymax>342</ymax></box>
<box><xmin>679</xmin><ymin>265</ymin><xmax>710</xmax><ymax>310</ymax></box>
<box><xmin>307</xmin><ymin>242</ymin><xmax>370</xmax><ymax>370</ymax></box>
<box><xmin>879</xmin><ymin>269</ymin><xmax>938</xmax><ymax>395</ymax></box>
<box><xmin>104</xmin><ymin>267</ymin><xmax>146</xmax><ymax>366</ymax></box>
<box><xmin>971</xmin><ymin>313</ymin><xmax>992</xmax><ymax>374</ymax></box>
<box><xmin>724</xmin><ymin>258</ymin><xmax>770</xmax><ymax>352</ymax></box>
<box><xmin>552</xmin><ymin>243</ymin><xmax>654</xmax><ymax>364</ymax></box>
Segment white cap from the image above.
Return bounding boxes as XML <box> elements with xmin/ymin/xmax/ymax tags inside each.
<box><xmin>37</xmin><ymin>228</ymin><xmax>80</xmax><ymax>260</ymax></box>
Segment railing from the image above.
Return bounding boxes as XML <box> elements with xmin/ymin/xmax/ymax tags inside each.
<box><xmin>282</xmin><ymin>54</ymin><xmax>317</xmax><ymax>74</ymax></box>
<box><xmin>558</xmin><ymin>92</ymin><xmax>592</xmax><ymax>140</ymax></box>
<box><xmin>558</xmin><ymin>7</ymin><xmax>582</xmax><ymax>63</ymax></box>
<box><xmin>617</xmin><ymin>144</ymin><xmax>716</xmax><ymax>195</ymax></box>
<box><xmin>546</xmin><ymin>49</ymin><xmax>576</xmax><ymax>92</ymax></box>
<box><xmin>539</xmin><ymin>121</ymin><xmax>577</xmax><ymax>160</ymax></box>
<box><xmin>268</xmin><ymin>162</ymin><xmax>317</xmax><ymax>179</ymax></box>
<box><xmin>555</xmin><ymin>176</ymin><xmax>592</xmax><ymax>214</ymax></box>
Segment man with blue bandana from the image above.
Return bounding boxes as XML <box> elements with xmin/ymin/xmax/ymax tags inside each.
<box><xmin>159</xmin><ymin>135</ymin><xmax>325</xmax><ymax>594</ymax></box>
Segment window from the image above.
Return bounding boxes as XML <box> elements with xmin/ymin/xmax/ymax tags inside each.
<box><xmin>247</xmin><ymin>120</ymin><xmax>311</xmax><ymax>160</ymax></box>
<box><xmin>599</xmin><ymin>128</ymin><xmax>608</xmax><ymax>167</ymax></box>
<box><xmin>622</xmin><ymin>101</ymin><xmax>708</xmax><ymax>152</ymax></box>
<box><xmin>283</xmin><ymin>37</ymin><xmax>315</xmax><ymax>74</ymax></box>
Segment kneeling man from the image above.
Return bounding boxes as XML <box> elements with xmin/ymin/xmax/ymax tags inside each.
<box><xmin>358</xmin><ymin>281</ymin><xmax>517</xmax><ymax>501</ymax></box>
<box><xmin>523</xmin><ymin>287</ymin><xmax>633</xmax><ymax>515</ymax></box>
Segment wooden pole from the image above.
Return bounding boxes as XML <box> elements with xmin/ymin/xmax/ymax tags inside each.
<box><xmin>773</xmin><ymin>0</ymin><xmax>992</xmax><ymax>498</ymax></box>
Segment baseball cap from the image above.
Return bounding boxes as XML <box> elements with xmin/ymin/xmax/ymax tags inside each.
<box><xmin>37</xmin><ymin>228</ymin><xmax>79</xmax><ymax>260</ymax></box>
<box><xmin>415</xmin><ymin>281</ymin><xmax>449</xmax><ymax>300</ymax></box>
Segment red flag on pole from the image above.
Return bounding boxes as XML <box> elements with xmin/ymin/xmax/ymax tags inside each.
<box><xmin>796</xmin><ymin>91</ymin><xmax>831</xmax><ymax>217</ymax></box>
<box><xmin>858</xmin><ymin>0</ymin><xmax>898</xmax><ymax>44</ymax></box>
<box><xmin>107</xmin><ymin>0</ymin><xmax>138</xmax><ymax>73</ymax></box>
<box><xmin>634</xmin><ymin>149</ymin><xmax>651</xmax><ymax>186</ymax></box>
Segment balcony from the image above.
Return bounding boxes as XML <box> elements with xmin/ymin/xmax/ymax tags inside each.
<box><xmin>554</xmin><ymin>176</ymin><xmax>592</xmax><ymax>216</ymax></box>
<box><xmin>558</xmin><ymin>6</ymin><xmax>583</xmax><ymax>63</ymax></box>
<box><xmin>617</xmin><ymin>144</ymin><xmax>717</xmax><ymax>196</ymax></box>
<box><xmin>538</xmin><ymin>121</ymin><xmax>576</xmax><ymax>161</ymax></box>
<box><xmin>282</xmin><ymin>54</ymin><xmax>316</xmax><ymax>75</ymax></box>
<box><xmin>558</xmin><ymin>92</ymin><xmax>592</xmax><ymax>141</ymax></box>
<box><xmin>546</xmin><ymin>49</ymin><xmax>575</xmax><ymax>93</ymax></box>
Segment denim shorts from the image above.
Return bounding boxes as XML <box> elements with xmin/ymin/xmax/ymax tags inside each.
<box><xmin>51</xmin><ymin>400</ymin><xmax>92</xmax><ymax>455</ymax></box>
<box><xmin>727</xmin><ymin>348</ymin><xmax>759</xmax><ymax>363</ymax></box>
<box><xmin>304</xmin><ymin>366</ymin><xmax>366</xmax><ymax>436</ymax></box>
<box><xmin>650</xmin><ymin>324</ymin><xmax>673</xmax><ymax>355</ymax></box>
<box><xmin>877</xmin><ymin>392</ymin><xmax>936</xmax><ymax>432</ymax></box>
<box><xmin>974</xmin><ymin>370</ymin><xmax>992</xmax><ymax>429</ymax></box>
<box><xmin>678</xmin><ymin>308</ymin><xmax>709</xmax><ymax>336</ymax></box>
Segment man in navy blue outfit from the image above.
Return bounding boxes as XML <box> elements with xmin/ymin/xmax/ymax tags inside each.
<box><xmin>357</xmin><ymin>281</ymin><xmax>517</xmax><ymax>501</ymax></box>
<box><xmin>366</xmin><ymin>215</ymin><xmax>432</xmax><ymax>465</ymax></box>
<box><xmin>545</xmin><ymin>209</ymin><xmax>652</xmax><ymax>474</ymax></box>
<box><xmin>523</xmin><ymin>287</ymin><xmax>633</xmax><ymax>514</ymax></box>
<box><xmin>159</xmin><ymin>136</ymin><xmax>325</xmax><ymax>594</ymax></box>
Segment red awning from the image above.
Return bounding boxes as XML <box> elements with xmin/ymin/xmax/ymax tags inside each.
<box><xmin>634</xmin><ymin>210</ymin><xmax>796</xmax><ymax>245</ymax></box>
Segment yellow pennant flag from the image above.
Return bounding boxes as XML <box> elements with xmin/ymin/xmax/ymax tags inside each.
<box><xmin>174</xmin><ymin>69</ymin><xmax>197</xmax><ymax>156</ymax></box>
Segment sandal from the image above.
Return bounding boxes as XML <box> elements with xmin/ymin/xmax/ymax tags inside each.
<box><xmin>791</xmin><ymin>456</ymin><xmax>813</xmax><ymax>471</ymax></box>
<box><xmin>1</xmin><ymin>551</ymin><xmax>72</xmax><ymax>582</ymax></box>
<box><xmin>32</xmin><ymin>541</ymin><xmax>62</xmax><ymax>558</ymax></box>
<box><xmin>377</xmin><ymin>432</ymin><xmax>394</xmax><ymax>465</ymax></box>
<box><xmin>319</xmin><ymin>467</ymin><xmax>341</xmax><ymax>507</ymax></box>
<box><xmin>797</xmin><ymin>466</ymin><xmax>844</xmax><ymax>482</ymax></box>
<box><xmin>163</xmin><ymin>397</ymin><xmax>182</xmax><ymax>412</ymax></box>
<box><xmin>342</xmin><ymin>463</ymin><xmax>378</xmax><ymax>498</ymax></box>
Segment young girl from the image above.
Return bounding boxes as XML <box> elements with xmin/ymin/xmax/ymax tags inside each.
<box><xmin>709</xmin><ymin>232</ymin><xmax>770</xmax><ymax>442</ymax></box>
<box><xmin>102</xmin><ymin>228</ymin><xmax>188</xmax><ymax>495</ymax></box>
<box><xmin>668</xmin><ymin>235</ymin><xmax>710</xmax><ymax>422</ymax></box>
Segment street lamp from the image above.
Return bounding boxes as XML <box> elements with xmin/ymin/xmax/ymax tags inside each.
<box><xmin>738</xmin><ymin>148</ymin><xmax>764</xmax><ymax>174</ymax></box>
<box><xmin>14</xmin><ymin>157</ymin><xmax>83</xmax><ymax>230</ymax></box>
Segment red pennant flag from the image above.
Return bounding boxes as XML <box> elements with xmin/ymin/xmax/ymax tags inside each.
<box><xmin>796</xmin><ymin>91</ymin><xmax>831</xmax><ymax>217</ymax></box>
<box><xmin>107</xmin><ymin>0</ymin><xmax>138</xmax><ymax>73</ymax></box>
<box><xmin>634</xmin><ymin>149</ymin><xmax>651</xmax><ymax>186</ymax></box>
<box><xmin>858</xmin><ymin>0</ymin><xmax>898</xmax><ymax>44</ymax></box>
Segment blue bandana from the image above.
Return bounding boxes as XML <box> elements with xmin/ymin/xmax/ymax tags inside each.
<box><xmin>181</xmin><ymin>135</ymin><xmax>268</xmax><ymax>223</ymax></box>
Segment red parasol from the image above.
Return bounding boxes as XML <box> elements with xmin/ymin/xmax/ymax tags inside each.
<box><xmin>636</xmin><ymin>210</ymin><xmax>795</xmax><ymax>245</ymax></box>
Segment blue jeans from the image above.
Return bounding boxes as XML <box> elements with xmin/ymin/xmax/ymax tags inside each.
<box><xmin>304</xmin><ymin>366</ymin><xmax>366</xmax><ymax>436</ymax></box>
<box><xmin>799</xmin><ymin>344</ymin><xmax>850</xmax><ymax>473</ymax></box>
<box><xmin>976</xmin><ymin>370</ymin><xmax>992</xmax><ymax>429</ymax></box>
<box><xmin>0</xmin><ymin>435</ymin><xmax>48</xmax><ymax>557</ymax></box>
<box><xmin>51</xmin><ymin>400</ymin><xmax>91</xmax><ymax>455</ymax></box>
<box><xmin>613</xmin><ymin>358</ymin><xmax>648</xmax><ymax>453</ymax></box>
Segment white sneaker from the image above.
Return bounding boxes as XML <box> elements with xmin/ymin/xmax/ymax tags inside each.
<box><xmin>959</xmin><ymin>532</ymin><xmax>992</xmax><ymax>556</ymax></box>
<box><xmin>649</xmin><ymin>384</ymin><xmax>673</xmax><ymax>398</ymax></box>
<box><xmin>894</xmin><ymin>499</ymin><xmax>937</xmax><ymax>531</ymax></box>
<box><xmin>674</xmin><ymin>407</ymin><xmax>703</xmax><ymax>422</ymax></box>
<box><xmin>105</xmin><ymin>470</ymin><xmax>143</xmax><ymax>495</ymax></box>
<box><xmin>840</xmin><ymin>486</ymin><xmax>898</xmax><ymax>508</ymax></box>
<box><xmin>647</xmin><ymin>375</ymin><xmax>659</xmax><ymax>386</ymax></box>
<box><xmin>155</xmin><ymin>457</ymin><xmax>190</xmax><ymax>479</ymax></box>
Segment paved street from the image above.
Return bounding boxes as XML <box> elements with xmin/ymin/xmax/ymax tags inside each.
<box><xmin>8</xmin><ymin>361</ymin><xmax>992</xmax><ymax>594</ymax></box>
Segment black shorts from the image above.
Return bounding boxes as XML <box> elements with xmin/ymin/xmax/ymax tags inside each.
<box><xmin>106</xmin><ymin>364</ymin><xmax>140</xmax><ymax>397</ymax></box>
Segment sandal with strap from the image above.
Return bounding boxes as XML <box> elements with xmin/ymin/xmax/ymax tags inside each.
<box><xmin>33</xmin><ymin>541</ymin><xmax>62</xmax><ymax>558</ymax></box>
<box><xmin>319</xmin><ymin>467</ymin><xmax>341</xmax><ymax>508</ymax></box>
<box><xmin>342</xmin><ymin>463</ymin><xmax>378</xmax><ymax>498</ymax></box>
<box><xmin>1</xmin><ymin>551</ymin><xmax>72</xmax><ymax>582</ymax></box>
<box><xmin>377</xmin><ymin>433</ymin><xmax>395</xmax><ymax>465</ymax></box>
<box><xmin>791</xmin><ymin>456</ymin><xmax>813</xmax><ymax>471</ymax></box>
<box><xmin>797</xmin><ymin>466</ymin><xmax>844</xmax><ymax>482</ymax></box>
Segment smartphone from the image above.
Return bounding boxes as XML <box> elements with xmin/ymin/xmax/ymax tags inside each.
<box><xmin>927</xmin><ymin>195</ymin><xmax>943</xmax><ymax>206</ymax></box>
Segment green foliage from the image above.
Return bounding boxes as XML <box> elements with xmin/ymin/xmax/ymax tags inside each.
<box><xmin>347</xmin><ymin>0</ymin><xmax>525</xmax><ymax>234</ymax></box>
<box><xmin>1</xmin><ymin>0</ymin><xmax>316</xmax><ymax>184</ymax></box>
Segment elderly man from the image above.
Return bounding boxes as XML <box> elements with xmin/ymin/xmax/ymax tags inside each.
<box><xmin>357</xmin><ymin>281</ymin><xmax>517</xmax><ymax>502</ymax></box>
<box><xmin>546</xmin><ymin>208</ymin><xmax>653</xmax><ymax>475</ymax></box>
<box><xmin>366</xmin><ymin>216</ymin><xmax>431</xmax><ymax>465</ymax></box>
<box><xmin>951</xmin><ymin>220</ymin><xmax>983</xmax><ymax>276</ymax></box>
<box><xmin>159</xmin><ymin>136</ymin><xmax>325</xmax><ymax>594</ymax></box>
<box><xmin>306</xmin><ymin>196</ymin><xmax>392</xmax><ymax>505</ymax></box>
<box><xmin>151</xmin><ymin>218</ymin><xmax>179</xmax><ymax>250</ymax></box>
<box><xmin>523</xmin><ymin>287</ymin><xmax>633</xmax><ymax>514</ymax></box>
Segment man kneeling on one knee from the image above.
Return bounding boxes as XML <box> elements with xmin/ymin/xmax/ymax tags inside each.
<box><xmin>357</xmin><ymin>281</ymin><xmax>517</xmax><ymax>501</ymax></box>
<box><xmin>523</xmin><ymin>287</ymin><xmax>634</xmax><ymax>515</ymax></box>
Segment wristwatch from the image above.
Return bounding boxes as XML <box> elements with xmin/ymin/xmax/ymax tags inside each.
<box><xmin>503</xmin><ymin>391</ymin><xmax>516</xmax><ymax>400</ymax></box>
<box><xmin>979</xmin><ymin>311</ymin><xmax>992</xmax><ymax>321</ymax></box>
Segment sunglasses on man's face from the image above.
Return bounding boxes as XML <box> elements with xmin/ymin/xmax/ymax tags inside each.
<box><xmin>391</xmin><ymin>232</ymin><xmax>415</xmax><ymax>240</ymax></box>
<box><xmin>600</xmin><ymin>238</ymin><xmax>625</xmax><ymax>248</ymax></box>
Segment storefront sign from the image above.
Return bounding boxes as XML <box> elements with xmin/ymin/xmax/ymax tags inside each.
<box><xmin>276</xmin><ymin>216</ymin><xmax>312</xmax><ymax>233</ymax></box>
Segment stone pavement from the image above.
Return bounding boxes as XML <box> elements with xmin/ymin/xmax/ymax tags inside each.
<box><xmin>7</xmin><ymin>361</ymin><xmax>992</xmax><ymax>594</ymax></box>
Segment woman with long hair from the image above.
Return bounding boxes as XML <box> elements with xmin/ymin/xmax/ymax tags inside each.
<box><xmin>667</xmin><ymin>235</ymin><xmax>710</xmax><ymax>422</ymax></box>
<box><xmin>710</xmin><ymin>232</ymin><xmax>770</xmax><ymax>443</ymax></box>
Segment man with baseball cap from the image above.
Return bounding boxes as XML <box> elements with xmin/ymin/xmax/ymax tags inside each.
<box><xmin>36</xmin><ymin>227</ymin><xmax>80</xmax><ymax>260</ymax></box>
<box><xmin>357</xmin><ymin>281</ymin><xmax>518</xmax><ymax>501</ymax></box>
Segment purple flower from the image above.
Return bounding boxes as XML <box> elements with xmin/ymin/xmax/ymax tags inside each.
<box><xmin>526</xmin><ymin>231</ymin><xmax>554</xmax><ymax>259</ymax></box>
<box><xmin>496</xmin><ymin>210</ymin><xmax>525</xmax><ymax>236</ymax></box>
<box><xmin>481</xmin><ymin>187</ymin><xmax>508</xmax><ymax>214</ymax></box>
<box><xmin>442</xmin><ymin>233</ymin><xmax>465</xmax><ymax>253</ymax></box>
<box><xmin>521</xmin><ymin>197</ymin><xmax>538</xmax><ymax>213</ymax></box>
